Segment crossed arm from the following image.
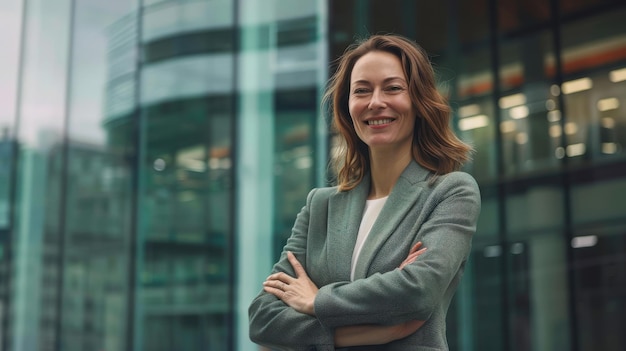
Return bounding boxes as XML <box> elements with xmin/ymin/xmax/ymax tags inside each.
<box><xmin>251</xmin><ymin>174</ymin><xmax>480</xmax><ymax>349</ymax></box>
<box><xmin>262</xmin><ymin>242</ymin><xmax>427</xmax><ymax>347</ymax></box>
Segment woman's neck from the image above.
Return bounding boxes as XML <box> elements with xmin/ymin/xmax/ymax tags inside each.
<box><xmin>368</xmin><ymin>149</ymin><xmax>412</xmax><ymax>199</ymax></box>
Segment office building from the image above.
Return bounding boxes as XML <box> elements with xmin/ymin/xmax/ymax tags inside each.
<box><xmin>0</xmin><ymin>0</ymin><xmax>624</xmax><ymax>350</ymax></box>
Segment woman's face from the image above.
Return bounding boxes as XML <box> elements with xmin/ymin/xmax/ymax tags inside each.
<box><xmin>348</xmin><ymin>51</ymin><xmax>416</xmax><ymax>153</ymax></box>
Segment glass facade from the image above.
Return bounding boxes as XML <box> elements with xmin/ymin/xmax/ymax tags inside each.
<box><xmin>1</xmin><ymin>0</ymin><xmax>327</xmax><ymax>350</ymax></box>
<box><xmin>0</xmin><ymin>1</ymin><xmax>624</xmax><ymax>351</ymax></box>
<box><xmin>327</xmin><ymin>1</ymin><xmax>626</xmax><ymax>351</ymax></box>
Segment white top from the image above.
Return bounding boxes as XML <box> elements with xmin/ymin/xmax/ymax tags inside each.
<box><xmin>350</xmin><ymin>196</ymin><xmax>388</xmax><ymax>281</ymax></box>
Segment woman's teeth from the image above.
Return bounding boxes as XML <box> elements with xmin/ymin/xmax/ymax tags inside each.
<box><xmin>367</xmin><ymin>119</ymin><xmax>393</xmax><ymax>125</ymax></box>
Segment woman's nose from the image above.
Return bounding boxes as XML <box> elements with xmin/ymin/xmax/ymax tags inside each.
<box><xmin>368</xmin><ymin>89</ymin><xmax>386</xmax><ymax>110</ymax></box>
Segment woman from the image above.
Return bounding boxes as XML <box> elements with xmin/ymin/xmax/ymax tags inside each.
<box><xmin>249</xmin><ymin>34</ymin><xmax>481</xmax><ymax>350</ymax></box>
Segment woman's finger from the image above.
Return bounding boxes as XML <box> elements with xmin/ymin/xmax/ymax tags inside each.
<box><xmin>263</xmin><ymin>278</ymin><xmax>290</xmax><ymax>296</ymax></box>
<box><xmin>406</xmin><ymin>247</ymin><xmax>427</xmax><ymax>260</ymax></box>
<box><xmin>287</xmin><ymin>251</ymin><xmax>308</xmax><ymax>279</ymax></box>
<box><xmin>398</xmin><ymin>245</ymin><xmax>427</xmax><ymax>269</ymax></box>
<box><xmin>262</xmin><ymin>281</ymin><xmax>282</xmax><ymax>298</ymax></box>
<box><xmin>408</xmin><ymin>241</ymin><xmax>423</xmax><ymax>254</ymax></box>
<box><xmin>265</xmin><ymin>272</ymin><xmax>293</xmax><ymax>286</ymax></box>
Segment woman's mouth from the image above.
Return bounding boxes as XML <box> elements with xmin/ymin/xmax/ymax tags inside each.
<box><xmin>367</xmin><ymin>118</ymin><xmax>394</xmax><ymax>126</ymax></box>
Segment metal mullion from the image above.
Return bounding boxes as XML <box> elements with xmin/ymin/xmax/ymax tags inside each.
<box><xmin>549</xmin><ymin>0</ymin><xmax>579</xmax><ymax>350</ymax></box>
<box><xmin>53</xmin><ymin>0</ymin><xmax>78</xmax><ymax>349</ymax></box>
<box><xmin>126</xmin><ymin>1</ymin><xmax>145</xmax><ymax>350</ymax></box>
<box><xmin>487</xmin><ymin>0</ymin><xmax>510</xmax><ymax>349</ymax></box>
<box><xmin>227</xmin><ymin>0</ymin><xmax>240</xmax><ymax>349</ymax></box>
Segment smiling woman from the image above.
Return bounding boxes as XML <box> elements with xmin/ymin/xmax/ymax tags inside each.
<box><xmin>348</xmin><ymin>51</ymin><xmax>416</xmax><ymax>163</ymax></box>
<box><xmin>328</xmin><ymin>35</ymin><xmax>473</xmax><ymax>194</ymax></box>
<box><xmin>249</xmin><ymin>34</ymin><xmax>481</xmax><ymax>350</ymax></box>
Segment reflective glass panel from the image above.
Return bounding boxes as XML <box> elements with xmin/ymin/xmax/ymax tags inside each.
<box><xmin>570</xmin><ymin>165</ymin><xmax>626</xmax><ymax>351</ymax></box>
<box><xmin>456</xmin><ymin>186</ymin><xmax>504</xmax><ymax>351</ymax></box>
<box><xmin>499</xmin><ymin>31</ymin><xmax>562</xmax><ymax>175</ymax></box>
<box><xmin>60</xmin><ymin>1</ymin><xmax>138</xmax><ymax>350</ymax></box>
<box><xmin>0</xmin><ymin>0</ymin><xmax>21</xmax><ymax>134</ymax></box>
<box><xmin>468</xmin><ymin>241</ymin><xmax>505</xmax><ymax>351</ymax></box>
<box><xmin>0</xmin><ymin>0</ymin><xmax>21</xmax><ymax>323</ymax></box>
<box><xmin>560</xmin><ymin>0</ymin><xmax>624</xmax><ymax>16</ymax></box>
<box><xmin>138</xmin><ymin>1</ymin><xmax>235</xmax><ymax>349</ymax></box>
<box><xmin>452</xmin><ymin>0</ymin><xmax>495</xmax><ymax>182</ymax></box>
<box><xmin>572</xmin><ymin>224</ymin><xmax>626</xmax><ymax>351</ymax></box>
<box><xmin>505</xmin><ymin>180</ymin><xmax>571</xmax><ymax>351</ymax></box>
<box><xmin>497</xmin><ymin>0</ymin><xmax>550</xmax><ymax>34</ymax></box>
<box><xmin>11</xmin><ymin>0</ymin><xmax>71</xmax><ymax>349</ymax></box>
<box><xmin>272</xmin><ymin>89</ymin><xmax>317</xmax><ymax>259</ymax></box>
<box><xmin>560</xmin><ymin>8</ymin><xmax>626</xmax><ymax>164</ymax></box>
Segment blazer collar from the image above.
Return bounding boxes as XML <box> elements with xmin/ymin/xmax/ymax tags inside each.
<box><xmin>327</xmin><ymin>161</ymin><xmax>432</xmax><ymax>281</ymax></box>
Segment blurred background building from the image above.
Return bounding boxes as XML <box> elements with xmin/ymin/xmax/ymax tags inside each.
<box><xmin>0</xmin><ymin>0</ymin><xmax>624</xmax><ymax>350</ymax></box>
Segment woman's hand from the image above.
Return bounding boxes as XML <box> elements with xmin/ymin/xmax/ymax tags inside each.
<box><xmin>398</xmin><ymin>241</ymin><xmax>427</xmax><ymax>269</ymax></box>
<box><xmin>263</xmin><ymin>242</ymin><xmax>427</xmax><ymax>342</ymax></box>
<box><xmin>263</xmin><ymin>251</ymin><xmax>319</xmax><ymax>315</ymax></box>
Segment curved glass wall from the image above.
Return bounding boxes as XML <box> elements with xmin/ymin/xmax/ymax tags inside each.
<box><xmin>2</xmin><ymin>0</ymin><xmax>327</xmax><ymax>351</ymax></box>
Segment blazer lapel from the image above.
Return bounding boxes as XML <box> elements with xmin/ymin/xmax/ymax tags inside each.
<box><xmin>352</xmin><ymin>161</ymin><xmax>430</xmax><ymax>280</ymax></box>
<box><xmin>327</xmin><ymin>174</ymin><xmax>371</xmax><ymax>281</ymax></box>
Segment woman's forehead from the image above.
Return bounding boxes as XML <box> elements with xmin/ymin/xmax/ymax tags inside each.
<box><xmin>350</xmin><ymin>52</ymin><xmax>406</xmax><ymax>83</ymax></box>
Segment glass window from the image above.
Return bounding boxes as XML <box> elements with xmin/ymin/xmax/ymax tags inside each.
<box><xmin>452</xmin><ymin>186</ymin><xmax>504</xmax><ymax>351</ymax></box>
<box><xmin>456</xmin><ymin>93</ymin><xmax>497</xmax><ymax>181</ymax></box>
<box><xmin>328</xmin><ymin>0</ymin><xmax>356</xmax><ymax>61</ymax></box>
<box><xmin>369</xmin><ymin>0</ymin><xmax>448</xmax><ymax>54</ymax></box>
<box><xmin>499</xmin><ymin>31</ymin><xmax>561</xmax><ymax>175</ymax></box>
<box><xmin>572</xmin><ymin>224</ymin><xmax>626</xmax><ymax>351</ymax></box>
<box><xmin>276</xmin><ymin>15</ymin><xmax>318</xmax><ymax>47</ymax></box>
<box><xmin>140</xmin><ymin>94</ymin><xmax>234</xmax><ymax>350</ymax></box>
<box><xmin>10</xmin><ymin>0</ymin><xmax>72</xmax><ymax>349</ymax></box>
<box><xmin>570</xmin><ymin>166</ymin><xmax>626</xmax><ymax>351</ymax></box>
<box><xmin>0</xmin><ymin>0</ymin><xmax>21</xmax><ymax>135</ymax></box>
<box><xmin>60</xmin><ymin>1</ymin><xmax>138</xmax><ymax>351</ymax></box>
<box><xmin>505</xmin><ymin>178</ymin><xmax>565</xmax><ymax>237</ymax></box>
<box><xmin>504</xmin><ymin>179</ymin><xmax>572</xmax><ymax>351</ymax></box>
<box><xmin>272</xmin><ymin>89</ymin><xmax>317</xmax><ymax>259</ymax></box>
<box><xmin>0</xmin><ymin>0</ymin><xmax>21</xmax><ymax>280</ymax></box>
<box><xmin>462</xmin><ymin>241</ymin><xmax>505</xmax><ymax>351</ymax></box>
<box><xmin>498</xmin><ymin>0</ymin><xmax>550</xmax><ymax>34</ymax></box>
<box><xmin>458</xmin><ymin>0</ymin><xmax>489</xmax><ymax>46</ymax></box>
<box><xmin>452</xmin><ymin>0</ymin><xmax>496</xmax><ymax>182</ymax></box>
<box><xmin>506</xmin><ymin>231</ymin><xmax>572</xmax><ymax>351</ymax></box>
<box><xmin>329</xmin><ymin>0</ymin><xmax>449</xmax><ymax>57</ymax></box>
<box><xmin>560</xmin><ymin>8</ymin><xmax>626</xmax><ymax>164</ymax></box>
<box><xmin>560</xmin><ymin>0</ymin><xmax>624</xmax><ymax>16</ymax></box>
<box><xmin>143</xmin><ymin>28</ymin><xmax>236</xmax><ymax>64</ymax></box>
<box><xmin>0</xmin><ymin>140</ymin><xmax>12</xmax><ymax>229</ymax></box>
<box><xmin>570</xmin><ymin>170</ymin><xmax>626</xmax><ymax>226</ymax></box>
<box><xmin>140</xmin><ymin>54</ymin><xmax>234</xmax><ymax>106</ymax></box>
<box><xmin>475</xmin><ymin>186</ymin><xmax>500</xmax><ymax>240</ymax></box>
<box><xmin>142</xmin><ymin>0</ymin><xmax>234</xmax><ymax>43</ymax></box>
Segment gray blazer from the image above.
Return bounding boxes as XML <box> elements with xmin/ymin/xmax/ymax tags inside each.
<box><xmin>249</xmin><ymin>161</ymin><xmax>481</xmax><ymax>350</ymax></box>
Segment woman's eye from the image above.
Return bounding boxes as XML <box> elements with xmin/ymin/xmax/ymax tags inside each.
<box><xmin>353</xmin><ymin>88</ymin><xmax>369</xmax><ymax>94</ymax></box>
<box><xmin>387</xmin><ymin>86</ymin><xmax>403</xmax><ymax>92</ymax></box>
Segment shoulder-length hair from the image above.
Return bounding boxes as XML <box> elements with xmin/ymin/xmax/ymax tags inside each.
<box><xmin>324</xmin><ymin>34</ymin><xmax>472</xmax><ymax>191</ymax></box>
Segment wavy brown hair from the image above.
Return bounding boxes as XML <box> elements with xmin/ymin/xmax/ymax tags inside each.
<box><xmin>324</xmin><ymin>34</ymin><xmax>472</xmax><ymax>191</ymax></box>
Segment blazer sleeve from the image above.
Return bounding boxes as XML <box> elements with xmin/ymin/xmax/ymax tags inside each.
<box><xmin>248</xmin><ymin>188</ymin><xmax>335</xmax><ymax>351</ymax></box>
<box><xmin>314</xmin><ymin>172</ymin><xmax>481</xmax><ymax>328</ymax></box>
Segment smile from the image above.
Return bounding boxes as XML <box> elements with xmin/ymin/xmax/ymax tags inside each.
<box><xmin>367</xmin><ymin>118</ymin><xmax>394</xmax><ymax>126</ymax></box>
